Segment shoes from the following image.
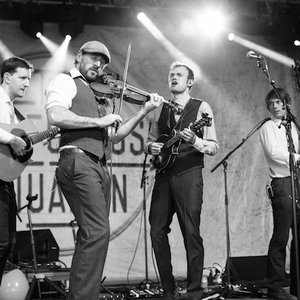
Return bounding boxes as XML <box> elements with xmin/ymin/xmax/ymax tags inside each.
<box><xmin>164</xmin><ymin>287</ymin><xmax>181</xmax><ymax>300</ymax></box>
<box><xmin>187</xmin><ymin>291</ymin><xmax>203</xmax><ymax>300</ymax></box>
<box><xmin>164</xmin><ymin>288</ymin><xmax>203</xmax><ymax>300</ymax></box>
<box><xmin>268</xmin><ymin>288</ymin><xmax>296</xmax><ymax>300</ymax></box>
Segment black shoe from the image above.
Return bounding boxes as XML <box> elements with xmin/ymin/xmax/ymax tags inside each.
<box><xmin>164</xmin><ymin>287</ymin><xmax>181</xmax><ymax>300</ymax></box>
<box><xmin>268</xmin><ymin>288</ymin><xmax>296</xmax><ymax>300</ymax></box>
<box><xmin>187</xmin><ymin>291</ymin><xmax>203</xmax><ymax>300</ymax></box>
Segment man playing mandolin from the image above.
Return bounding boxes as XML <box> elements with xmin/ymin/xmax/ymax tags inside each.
<box><xmin>144</xmin><ymin>61</ymin><xmax>218</xmax><ymax>300</ymax></box>
<box><xmin>0</xmin><ymin>56</ymin><xmax>33</xmax><ymax>285</ymax></box>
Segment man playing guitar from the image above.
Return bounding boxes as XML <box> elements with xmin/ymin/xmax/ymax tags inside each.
<box><xmin>0</xmin><ymin>56</ymin><xmax>33</xmax><ymax>285</ymax></box>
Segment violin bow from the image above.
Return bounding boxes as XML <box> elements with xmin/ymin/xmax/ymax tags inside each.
<box><xmin>114</xmin><ymin>42</ymin><xmax>132</xmax><ymax>132</ymax></box>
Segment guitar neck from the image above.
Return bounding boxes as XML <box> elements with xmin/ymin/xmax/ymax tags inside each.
<box><xmin>29</xmin><ymin>127</ymin><xmax>60</xmax><ymax>145</ymax></box>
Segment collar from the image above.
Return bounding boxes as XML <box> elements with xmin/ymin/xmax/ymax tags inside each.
<box><xmin>70</xmin><ymin>68</ymin><xmax>90</xmax><ymax>87</ymax></box>
<box><xmin>271</xmin><ymin>116</ymin><xmax>289</xmax><ymax>128</ymax></box>
<box><xmin>0</xmin><ymin>86</ymin><xmax>12</xmax><ymax>104</ymax></box>
<box><xmin>70</xmin><ymin>68</ymin><xmax>85</xmax><ymax>80</ymax></box>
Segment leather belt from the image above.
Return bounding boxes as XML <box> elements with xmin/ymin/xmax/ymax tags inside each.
<box><xmin>59</xmin><ymin>148</ymin><xmax>106</xmax><ymax>165</ymax></box>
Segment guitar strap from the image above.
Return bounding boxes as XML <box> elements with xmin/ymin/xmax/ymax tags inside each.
<box><xmin>171</xmin><ymin>99</ymin><xmax>189</xmax><ymax>131</ymax></box>
<box><xmin>14</xmin><ymin>107</ymin><xmax>26</xmax><ymax>121</ymax></box>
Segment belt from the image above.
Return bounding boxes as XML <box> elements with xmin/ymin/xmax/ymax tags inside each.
<box><xmin>59</xmin><ymin>148</ymin><xmax>106</xmax><ymax>165</ymax></box>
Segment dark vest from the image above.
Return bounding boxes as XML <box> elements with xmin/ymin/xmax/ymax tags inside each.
<box><xmin>59</xmin><ymin>77</ymin><xmax>107</xmax><ymax>158</ymax></box>
<box><xmin>157</xmin><ymin>98</ymin><xmax>204</xmax><ymax>174</ymax></box>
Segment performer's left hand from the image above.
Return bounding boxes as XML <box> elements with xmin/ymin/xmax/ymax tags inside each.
<box><xmin>180</xmin><ymin>125</ymin><xmax>196</xmax><ymax>144</ymax></box>
<box><xmin>144</xmin><ymin>93</ymin><xmax>164</xmax><ymax>112</ymax></box>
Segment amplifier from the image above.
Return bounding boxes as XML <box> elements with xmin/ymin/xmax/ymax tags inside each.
<box><xmin>13</xmin><ymin>229</ymin><xmax>59</xmax><ymax>263</ymax></box>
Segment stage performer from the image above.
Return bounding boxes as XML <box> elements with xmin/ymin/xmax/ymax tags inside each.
<box><xmin>0</xmin><ymin>57</ymin><xmax>33</xmax><ymax>285</ymax></box>
<box><xmin>45</xmin><ymin>40</ymin><xmax>164</xmax><ymax>300</ymax></box>
<box><xmin>144</xmin><ymin>61</ymin><xmax>218</xmax><ymax>300</ymax></box>
<box><xmin>260</xmin><ymin>87</ymin><xmax>300</xmax><ymax>300</ymax></box>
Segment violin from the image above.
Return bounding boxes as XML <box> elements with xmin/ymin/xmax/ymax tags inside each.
<box><xmin>90</xmin><ymin>73</ymin><xmax>181</xmax><ymax>113</ymax></box>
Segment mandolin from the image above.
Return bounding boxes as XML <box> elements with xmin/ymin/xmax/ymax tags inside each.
<box><xmin>152</xmin><ymin>113</ymin><xmax>212</xmax><ymax>173</ymax></box>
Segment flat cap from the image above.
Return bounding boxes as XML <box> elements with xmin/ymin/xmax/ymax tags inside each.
<box><xmin>78</xmin><ymin>41</ymin><xmax>111</xmax><ymax>64</ymax></box>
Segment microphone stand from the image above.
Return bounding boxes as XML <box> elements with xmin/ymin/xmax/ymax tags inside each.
<box><xmin>140</xmin><ymin>153</ymin><xmax>149</xmax><ymax>286</ymax></box>
<box><xmin>211</xmin><ymin>117</ymin><xmax>270</xmax><ymax>295</ymax></box>
<box><xmin>18</xmin><ymin>193</ymin><xmax>67</xmax><ymax>299</ymax></box>
<box><xmin>256</xmin><ymin>56</ymin><xmax>300</xmax><ymax>300</ymax></box>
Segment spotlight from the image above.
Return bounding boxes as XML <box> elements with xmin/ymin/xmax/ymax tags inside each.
<box><xmin>65</xmin><ymin>35</ymin><xmax>72</xmax><ymax>41</ymax></box>
<box><xmin>36</xmin><ymin>32</ymin><xmax>42</xmax><ymax>39</ymax></box>
<box><xmin>294</xmin><ymin>40</ymin><xmax>300</xmax><ymax>47</ymax></box>
<box><xmin>228</xmin><ymin>33</ymin><xmax>235</xmax><ymax>41</ymax></box>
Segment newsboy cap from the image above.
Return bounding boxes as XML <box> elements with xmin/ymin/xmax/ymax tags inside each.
<box><xmin>78</xmin><ymin>41</ymin><xmax>111</xmax><ymax>64</ymax></box>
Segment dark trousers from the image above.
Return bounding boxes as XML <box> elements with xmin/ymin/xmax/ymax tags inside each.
<box><xmin>267</xmin><ymin>177</ymin><xmax>300</xmax><ymax>293</ymax></box>
<box><xmin>0</xmin><ymin>180</ymin><xmax>17</xmax><ymax>285</ymax></box>
<box><xmin>56</xmin><ymin>152</ymin><xmax>111</xmax><ymax>300</ymax></box>
<box><xmin>149</xmin><ymin>167</ymin><xmax>204</xmax><ymax>297</ymax></box>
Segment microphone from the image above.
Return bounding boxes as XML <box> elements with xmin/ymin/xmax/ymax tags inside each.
<box><xmin>246</xmin><ymin>50</ymin><xmax>263</xmax><ymax>60</ymax></box>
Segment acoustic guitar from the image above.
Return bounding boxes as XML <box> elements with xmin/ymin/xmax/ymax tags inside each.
<box><xmin>0</xmin><ymin>119</ymin><xmax>59</xmax><ymax>181</ymax></box>
<box><xmin>152</xmin><ymin>113</ymin><xmax>212</xmax><ymax>173</ymax></box>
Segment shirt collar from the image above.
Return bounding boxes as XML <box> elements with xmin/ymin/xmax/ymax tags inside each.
<box><xmin>70</xmin><ymin>68</ymin><xmax>85</xmax><ymax>80</ymax></box>
<box><xmin>271</xmin><ymin>116</ymin><xmax>285</xmax><ymax>127</ymax></box>
<box><xmin>70</xmin><ymin>68</ymin><xmax>90</xmax><ymax>86</ymax></box>
<box><xmin>0</xmin><ymin>86</ymin><xmax>12</xmax><ymax>104</ymax></box>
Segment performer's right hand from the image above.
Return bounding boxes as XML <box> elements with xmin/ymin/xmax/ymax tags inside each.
<box><xmin>97</xmin><ymin>114</ymin><xmax>123</xmax><ymax>128</ymax></box>
<box><xmin>9</xmin><ymin>136</ymin><xmax>27</xmax><ymax>156</ymax></box>
<box><xmin>149</xmin><ymin>142</ymin><xmax>163</xmax><ymax>155</ymax></box>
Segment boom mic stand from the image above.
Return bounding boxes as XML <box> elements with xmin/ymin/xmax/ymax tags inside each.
<box><xmin>211</xmin><ymin>117</ymin><xmax>271</xmax><ymax>296</ymax></box>
<box><xmin>17</xmin><ymin>193</ymin><xmax>67</xmax><ymax>299</ymax></box>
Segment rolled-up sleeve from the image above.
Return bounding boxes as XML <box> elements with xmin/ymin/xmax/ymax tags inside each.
<box><xmin>45</xmin><ymin>73</ymin><xmax>77</xmax><ymax>111</ymax></box>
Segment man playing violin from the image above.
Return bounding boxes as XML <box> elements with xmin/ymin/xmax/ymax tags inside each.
<box><xmin>144</xmin><ymin>61</ymin><xmax>218</xmax><ymax>300</ymax></box>
<box><xmin>45</xmin><ymin>40</ymin><xmax>164</xmax><ymax>300</ymax></box>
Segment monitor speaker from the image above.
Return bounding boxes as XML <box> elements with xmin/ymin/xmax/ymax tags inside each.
<box><xmin>224</xmin><ymin>255</ymin><xmax>268</xmax><ymax>285</ymax></box>
<box><xmin>13</xmin><ymin>229</ymin><xmax>59</xmax><ymax>264</ymax></box>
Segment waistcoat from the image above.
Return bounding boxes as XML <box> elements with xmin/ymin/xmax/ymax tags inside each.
<box><xmin>59</xmin><ymin>77</ymin><xmax>107</xmax><ymax>158</ymax></box>
<box><xmin>157</xmin><ymin>98</ymin><xmax>204</xmax><ymax>174</ymax></box>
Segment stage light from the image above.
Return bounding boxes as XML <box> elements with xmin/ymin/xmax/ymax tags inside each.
<box><xmin>229</xmin><ymin>33</ymin><xmax>294</xmax><ymax>67</ymax></box>
<box><xmin>0</xmin><ymin>39</ymin><xmax>14</xmax><ymax>60</ymax></box>
<box><xmin>228</xmin><ymin>33</ymin><xmax>235</xmax><ymax>41</ymax></box>
<box><xmin>137</xmin><ymin>11</ymin><xmax>201</xmax><ymax>80</ymax></box>
<box><xmin>195</xmin><ymin>6</ymin><xmax>228</xmax><ymax>37</ymax></box>
<box><xmin>137</xmin><ymin>12</ymin><xmax>164</xmax><ymax>40</ymax></box>
<box><xmin>294</xmin><ymin>40</ymin><xmax>300</xmax><ymax>47</ymax></box>
<box><xmin>37</xmin><ymin>34</ymin><xmax>59</xmax><ymax>54</ymax></box>
<box><xmin>43</xmin><ymin>34</ymin><xmax>73</xmax><ymax>75</ymax></box>
<box><xmin>36</xmin><ymin>32</ymin><xmax>42</xmax><ymax>39</ymax></box>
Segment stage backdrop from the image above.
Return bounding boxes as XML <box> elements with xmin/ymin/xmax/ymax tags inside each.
<box><xmin>0</xmin><ymin>20</ymin><xmax>298</xmax><ymax>284</ymax></box>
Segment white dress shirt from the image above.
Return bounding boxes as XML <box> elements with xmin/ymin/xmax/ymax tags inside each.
<box><xmin>0</xmin><ymin>86</ymin><xmax>18</xmax><ymax>143</ymax></box>
<box><xmin>45</xmin><ymin>68</ymin><xmax>79</xmax><ymax>111</ymax></box>
<box><xmin>260</xmin><ymin>117</ymin><xmax>300</xmax><ymax>178</ymax></box>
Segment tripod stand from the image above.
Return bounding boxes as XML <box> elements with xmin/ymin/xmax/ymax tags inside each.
<box><xmin>18</xmin><ymin>193</ymin><xmax>67</xmax><ymax>299</ymax></box>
